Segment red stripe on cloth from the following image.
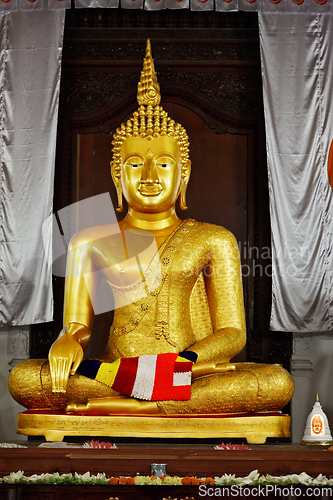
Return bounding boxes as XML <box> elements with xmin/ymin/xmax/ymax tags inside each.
<box><xmin>171</xmin><ymin>359</ymin><xmax>192</xmax><ymax>400</ymax></box>
<box><xmin>171</xmin><ymin>384</ymin><xmax>191</xmax><ymax>401</ymax></box>
<box><xmin>174</xmin><ymin>360</ymin><xmax>193</xmax><ymax>373</ymax></box>
<box><xmin>151</xmin><ymin>353</ymin><xmax>178</xmax><ymax>401</ymax></box>
<box><xmin>112</xmin><ymin>357</ymin><xmax>139</xmax><ymax>396</ymax></box>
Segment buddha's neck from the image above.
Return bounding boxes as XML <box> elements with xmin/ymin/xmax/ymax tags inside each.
<box><xmin>122</xmin><ymin>208</ymin><xmax>182</xmax><ymax>232</ymax></box>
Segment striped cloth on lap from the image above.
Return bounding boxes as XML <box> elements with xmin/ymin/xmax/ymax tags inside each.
<box><xmin>77</xmin><ymin>351</ymin><xmax>197</xmax><ymax>402</ymax></box>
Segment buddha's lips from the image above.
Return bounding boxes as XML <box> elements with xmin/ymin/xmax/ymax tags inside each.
<box><xmin>138</xmin><ymin>183</ymin><xmax>162</xmax><ymax>196</ymax></box>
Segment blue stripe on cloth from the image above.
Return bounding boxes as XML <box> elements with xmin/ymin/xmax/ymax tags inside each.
<box><xmin>179</xmin><ymin>351</ymin><xmax>198</xmax><ymax>363</ymax></box>
<box><xmin>77</xmin><ymin>359</ymin><xmax>102</xmax><ymax>379</ymax></box>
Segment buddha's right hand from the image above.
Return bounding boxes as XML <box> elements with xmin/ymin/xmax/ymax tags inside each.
<box><xmin>192</xmin><ymin>362</ymin><xmax>236</xmax><ymax>380</ymax></box>
<box><xmin>49</xmin><ymin>325</ymin><xmax>88</xmax><ymax>393</ymax></box>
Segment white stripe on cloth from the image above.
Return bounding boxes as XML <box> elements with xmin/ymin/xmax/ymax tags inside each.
<box><xmin>131</xmin><ymin>355</ymin><xmax>157</xmax><ymax>400</ymax></box>
<box><xmin>173</xmin><ymin>371</ymin><xmax>191</xmax><ymax>387</ymax></box>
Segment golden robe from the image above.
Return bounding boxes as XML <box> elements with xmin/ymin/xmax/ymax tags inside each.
<box><xmin>9</xmin><ymin>219</ymin><xmax>294</xmax><ymax>413</ymax></box>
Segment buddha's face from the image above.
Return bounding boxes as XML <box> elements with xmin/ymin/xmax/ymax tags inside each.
<box><xmin>312</xmin><ymin>415</ymin><xmax>324</xmax><ymax>435</ymax></box>
<box><xmin>120</xmin><ymin>136</ymin><xmax>184</xmax><ymax>213</ymax></box>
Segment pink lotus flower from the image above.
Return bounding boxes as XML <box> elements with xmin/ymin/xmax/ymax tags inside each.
<box><xmin>82</xmin><ymin>440</ymin><xmax>118</xmax><ymax>449</ymax></box>
<box><xmin>214</xmin><ymin>442</ymin><xmax>250</xmax><ymax>450</ymax></box>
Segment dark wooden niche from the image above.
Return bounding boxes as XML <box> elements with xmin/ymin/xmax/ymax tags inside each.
<box><xmin>31</xmin><ymin>9</ymin><xmax>291</xmax><ymax>380</ymax></box>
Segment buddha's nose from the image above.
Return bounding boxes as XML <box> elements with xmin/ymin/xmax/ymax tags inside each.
<box><xmin>141</xmin><ymin>158</ymin><xmax>158</xmax><ymax>183</ymax></box>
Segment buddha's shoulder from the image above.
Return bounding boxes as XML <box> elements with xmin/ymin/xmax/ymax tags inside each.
<box><xmin>192</xmin><ymin>220</ymin><xmax>238</xmax><ymax>246</ymax></box>
<box><xmin>68</xmin><ymin>222</ymin><xmax>120</xmax><ymax>249</ymax></box>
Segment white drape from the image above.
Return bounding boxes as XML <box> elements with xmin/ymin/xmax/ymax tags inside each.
<box><xmin>0</xmin><ymin>9</ymin><xmax>65</xmax><ymax>325</ymax></box>
<box><xmin>259</xmin><ymin>13</ymin><xmax>333</xmax><ymax>332</ymax></box>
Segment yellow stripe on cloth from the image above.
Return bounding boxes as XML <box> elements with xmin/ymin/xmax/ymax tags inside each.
<box><xmin>95</xmin><ymin>358</ymin><xmax>121</xmax><ymax>388</ymax></box>
<box><xmin>176</xmin><ymin>355</ymin><xmax>191</xmax><ymax>363</ymax></box>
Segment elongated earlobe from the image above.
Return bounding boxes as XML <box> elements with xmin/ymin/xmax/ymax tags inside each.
<box><xmin>179</xmin><ymin>184</ymin><xmax>188</xmax><ymax>210</ymax></box>
<box><xmin>116</xmin><ymin>186</ymin><xmax>124</xmax><ymax>212</ymax></box>
<box><xmin>179</xmin><ymin>160</ymin><xmax>191</xmax><ymax>210</ymax></box>
<box><xmin>111</xmin><ymin>161</ymin><xmax>123</xmax><ymax>212</ymax></box>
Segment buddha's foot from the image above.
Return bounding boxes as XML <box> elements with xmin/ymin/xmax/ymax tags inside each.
<box><xmin>66</xmin><ymin>402</ymin><xmax>89</xmax><ymax>413</ymax></box>
<box><xmin>66</xmin><ymin>397</ymin><xmax>159</xmax><ymax>415</ymax></box>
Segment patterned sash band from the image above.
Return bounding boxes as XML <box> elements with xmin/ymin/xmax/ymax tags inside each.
<box><xmin>77</xmin><ymin>351</ymin><xmax>198</xmax><ymax>402</ymax></box>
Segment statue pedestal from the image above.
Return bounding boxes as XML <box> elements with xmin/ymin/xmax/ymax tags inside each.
<box><xmin>17</xmin><ymin>411</ymin><xmax>290</xmax><ymax>444</ymax></box>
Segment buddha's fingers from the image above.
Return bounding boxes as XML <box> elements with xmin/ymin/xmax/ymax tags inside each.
<box><xmin>215</xmin><ymin>363</ymin><xmax>236</xmax><ymax>373</ymax></box>
<box><xmin>192</xmin><ymin>362</ymin><xmax>236</xmax><ymax>380</ymax></box>
<box><xmin>50</xmin><ymin>357</ymin><xmax>72</xmax><ymax>393</ymax></box>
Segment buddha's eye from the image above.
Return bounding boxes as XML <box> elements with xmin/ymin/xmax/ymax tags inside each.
<box><xmin>156</xmin><ymin>161</ymin><xmax>173</xmax><ymax>168</ymax></box>
<box><xmin>126</xmin><ymin>162</ymin><xmax>143</xmax><ymax>168</ymax></box>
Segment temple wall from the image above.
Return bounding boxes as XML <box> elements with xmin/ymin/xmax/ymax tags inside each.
<box><xmin>0</xmin><ymin>327</ymin><xmax>29</xmax><ymax>442</ymax></box>
<box><xmin>291</xmin><ymin>332</ymin><xmax>333</xmax><ymax>444</ymax></box>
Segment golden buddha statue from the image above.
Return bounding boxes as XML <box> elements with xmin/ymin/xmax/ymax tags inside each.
<box><xmin>9</xmin><ymin>40</ymin><xmax>294</xmax><ymax>441</ymax></box>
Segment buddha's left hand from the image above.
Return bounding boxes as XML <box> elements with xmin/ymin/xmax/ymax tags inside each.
<box><xmin>191</xmin><ymin>362</ymin><xmax>236</xmax><ymax>380</ymax></box>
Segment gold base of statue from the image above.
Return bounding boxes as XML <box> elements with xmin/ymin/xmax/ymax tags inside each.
<box><xmin>17</xmin><ymin>411</ymin><xmax>290</xmax><ymax>444</ymax></box>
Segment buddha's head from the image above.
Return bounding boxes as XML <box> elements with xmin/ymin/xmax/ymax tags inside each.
<box><xmin>111</xmin><ymin>40</ymin><xmax>191</xmax><ymax>213</ymax></box>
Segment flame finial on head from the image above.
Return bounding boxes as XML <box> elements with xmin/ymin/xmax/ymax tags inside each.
<box><xmin>137</xmin><ymin>40</ymin><xmax>161</xmax><ymax>107</ymax></box>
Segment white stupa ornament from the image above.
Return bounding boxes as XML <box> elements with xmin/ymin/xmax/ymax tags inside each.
<box><xmin>302</xmin><ymin>393</ymin><xmax>333</xmax><ymax>445</ymax></box>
